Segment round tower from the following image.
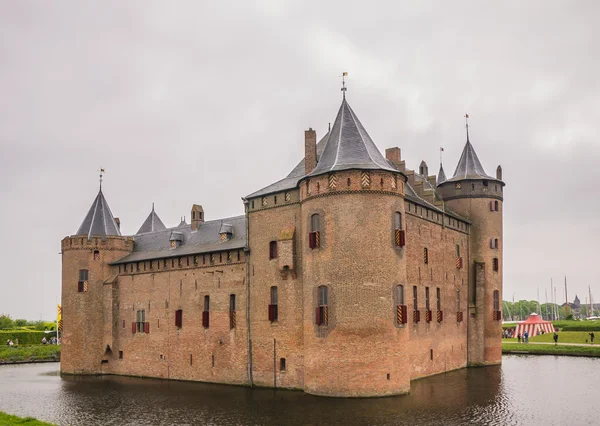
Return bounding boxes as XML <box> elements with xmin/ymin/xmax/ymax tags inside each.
<box><xmin>61</xmin><ymin>189</ymin><xmax>133</xmax><ymax>374</ymax></box>
<box><xmin>437</xmin><ymin>135</ymin><xmax>505</xmax><ymax>366</ymax></box>
<box><xmin>299</xmin><ymin>99</ymin><xmax>410</xmax><ymax>396</ymax></box>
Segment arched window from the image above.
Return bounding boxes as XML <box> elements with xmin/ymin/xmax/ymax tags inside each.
<box><xmin>309</xmin><ymin>214</ymin><xmax>321</xmax><ymax>249</ymax></box>
<box><xmin>493</xmin><ymin>290</ymin><xmax>500</xmax><ymax>311</ymax></box>
<box><xmin>202</xmin><ymin>296</ymin><xmax>210</xmax><ymax>328</ymax></box>
<box><xmin>490</xmin><ymin>238</ymin><xmax>499</xmax><ymax>249</ymax></box>
<box><xmin>316</xmin><ymin>286</ymin><xmax>328</xmax><ymax>325</ymax></box>
<box><xmin>495</xmin><ymin>200</ymin><xmax>499</xmax><ymax>211</ymax></box>
<box><xmin>229</xmin><ymin>294</ymin><xmax>236</xmax><ymax>329</ymax></box>
<box><xmin>269</xmin><ymin>286</ymin><xmax>278</xmax><ymax>322</ymax></box>
<box><xmin>395</xmin><ymin>285</ymin><xmax>407</xmax><ymax>325</ymax></box>
<box><xmin>493</xmin><ymin>257</ymin><xmax>499</xmax><ymax>271</ymax></box>
<box><xmin>394</xmin><ymin>212</ymin><xmax>405</xmax><ymax>247</ymax></box>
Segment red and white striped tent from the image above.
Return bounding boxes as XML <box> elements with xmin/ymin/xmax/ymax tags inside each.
<box><xmin>515</xmin><ymin>313</ymin><xmax>555</xmax><ymax>337</ymax></box>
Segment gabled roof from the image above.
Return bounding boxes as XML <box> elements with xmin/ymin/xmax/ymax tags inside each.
<box><xmin>307</xmin><ymin>99</ymin><xmax>397</xmax><ymax>177</ymax></box>
<box><xmin>438</xmin><ymin>164</ymin><xmax>447</xmax><ymax>183</ymax></box>
<box><xmin>76</xmin><ymin>190</ymin><xmax>122</xmax><ymax>240</ymax></box>
<box><xmin>447</xmin><ymin>139</ymin><xmax>495</xmax><ymax>182</ymax></box>
<box><xmin>136</xmin><ymin>204</ymin><xmax>166</xmax><ymax>234</ymax></box>
<box><xmin>111</xmin><ymin>215</ymin><xmax>246</xmax><ymax>264</ymax></box>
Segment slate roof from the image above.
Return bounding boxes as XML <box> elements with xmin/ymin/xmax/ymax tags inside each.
<box><xmin>246</xmin><ymin>132</ymin><xmax>330</xmax><ymax>198</ymax></box>
<box><xmin>307</xmin><ymin>99</ymin><xmax>397</xmax><ymax>177</ymax></box>
<box><xmin>446</xmin><ymin>139</ymin><xmax>496</xmax><ymax>182</ymax></box>
<box><xmin>438</xmin><ymin>164</ymin><xmax>447</xmax><ymax>183</ymax></box>
<box><xmin>136</xmin><ymin>204</ymin><xmax>166</xmax><ymax>234</ymax></box>
<box><xmin>112</xmin><ymin>215</ymin><xmax>246</xmax><ymax>264</ymax></box>
<box><xmin>76</xmin><ymin>190</ymin><xmax>122</xmax><ymax>240</ymax></box>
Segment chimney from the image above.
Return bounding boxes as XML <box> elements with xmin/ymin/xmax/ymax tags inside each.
<box><xmin>496</xmin><ymin>165</ymin><xmax>503</xmax><ymax>181</ymax></box>
<box><xmin>114</xmin><ymin>217</ymin><xmax>121</xmax><ymax>230</ymax></box>
<box><xmin>385</xmin><ymin>147</ymin><xmax>401</xmax><ymax>165</ymax></box>
<box><xmin>191</xmin><ymin>204</ymin><xmax>204</xmax><ymax>231</ymax></box>
<box><xmin>305</xmin><ymin>128</ymin><xmax>317</xmax><ymax>174</ymax></box>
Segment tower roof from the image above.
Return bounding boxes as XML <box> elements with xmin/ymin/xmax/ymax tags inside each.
<box><xmin>136</xmin><ymin>204</ymin><xmax>166</xmax><ymax>234</ymax></box>
<box><xmin>447</xmin><ymin>140</ymin><xmax>495</xmax><ymax>182</ymax></box>
<box><xmin>437</xmin><ymin>164</ymin><xmax>447</xmax><ymax>183</ymax></box>
<box><xmin>307</xmin><ymin>99</ymin><xmax>397</xmax><ymax>177</ymax></box>
<box><xmin>76</xmin><ymin>190</ymin><xmax>122</xmax><ymax>240</ymax></box>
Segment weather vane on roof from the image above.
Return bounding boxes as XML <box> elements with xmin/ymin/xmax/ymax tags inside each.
<box><xmin>99</xmin><ymin>167</ymin><xmax>105</xmax><ymax>191</ymax></box>
<box><xmin>465</xmin><ymin>113</ymin><xmax>470</xmax><ymax>142</ymax></box>
<box><xmin>341</xmin><ymin>72</ymin><xmax>348</xmax><ymax>100</ymax></box>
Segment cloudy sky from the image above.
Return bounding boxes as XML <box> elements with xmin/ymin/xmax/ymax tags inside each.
<box><xmin>1</xmin><ymin>1</ymin><xmax>598</xmax><ymax>320</ymax></box>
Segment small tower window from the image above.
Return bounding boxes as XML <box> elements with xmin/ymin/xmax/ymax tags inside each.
<box><xmin>269</xmin><ymin>286</ymin><xmax>278</xmax><ymax>322</ymax></box>
<box><xmin>315</xmin><ymin>286</ymin><xmax>328</xmax><ymax>325</ymax></box>
<box><xmin>175</xmin><ymin>309</ymin><xmax>183</xmax><ymax>328</ymax></box>
<box><xmin>493</xmin><ymin>290</ymin><xmax>500</xmax><ymax>311</ymax></box>
<box><xmin>309</xmin><ymin>214</ymin><xmax>321</xmax><ymax>249</ymax></box>
<box><xmin>93</xmin><ymin>250</ymin><xmax>100</xmax><ymax>261</ymax></box>
<box><xmin>229</xmin><ymin>294</ymin><xmax>236</xmax><ymax>329</ymax></box>
<box><xmin>436</xmin><ymin>287</ymin><xmax>441</xmax><ymax>312</ymax></box>
<box><xmin>425</xmin><ymin>287</ymin><xmax>430</xmax><ymax>311</ymax></box>
<box><xmin>269</xmin><ymin>241</ymin><xmax>278</xmax><ymax>259</ymax></box>
<box><xmin>202</xmin><ymin>296</ymin><xmax>210</xmax><ymax>328</ymax></box>
<box><xmin>493</xmin><ymin>257</ymin><xmax>499</xmax><ymax>272</ymax></box>
<box><xmin>77</xmin><ymin>269</ymin><xmax>89</xmax><ymax>292</ymax></box>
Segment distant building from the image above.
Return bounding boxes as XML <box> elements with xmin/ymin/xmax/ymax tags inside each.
<box><xmin>61</xmin><ymin>96</ymin><xmax>505</xmax><ymax>397</ymax></box>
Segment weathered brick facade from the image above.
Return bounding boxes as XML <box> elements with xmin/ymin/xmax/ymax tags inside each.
<box><xmin>61</xmin><ymin>98</ymin><xmax>504</xmax><ymax>397</ymax></box>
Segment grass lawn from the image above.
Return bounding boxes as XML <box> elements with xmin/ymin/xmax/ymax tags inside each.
<box><xmin>530</xmin><ymin>331</ymin><xmax>597</xmax><ymax>344</ymax></box>
<box><xmin>0</xmin><ymin>411</ymin><xmax>54</xmax><ymax>425</ymax></box>
<box><xmin>502</xmin><ymin>343</ymin><xmax>600</xmax><ymax>357</ymax></box>
<box><xmin>0</xmin><ymin>345</ymin><xmax>60</xmax><ymax>363</ymax></box>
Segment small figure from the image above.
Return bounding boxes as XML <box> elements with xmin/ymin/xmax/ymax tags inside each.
<box><xmin>590</xmin><ymin>332</ymin><xmax>595</xmax><ymax>344</ymax></box>
<box><xmin>41</xmin><ymin>337</ymin><xmax>47</xmax><ymax>345</ymax></box>
<box><xmin>524</xmin><ymin>331</ymin><xmax>529</xmax><ymax>343</ymax></box>
<box><xmin>517</xmin><ymin>333</ymin><xmax>521</xmax><ymax>343</ymax></box>
<box><xmin>553</xmin><ymin>333</ymin><xmax>558</xmax><ymax>345</ymax></box>
<box><xmin>8</xmin><ymin>339</ymin><xmax>14</xmax><ymax>347</ymax></box>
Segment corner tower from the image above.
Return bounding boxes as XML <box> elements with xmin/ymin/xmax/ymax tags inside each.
<box><xmin>300</xmin><ymin>98</ymin><xmax>409</xmax><ymax>396</ymax></box>
<box><xmin>437</xmin><ymin>127</ymin><xmax>505</xmax><ymax>366</ymax></box>
<box><xmin>61</xmin><ymin>187</ymin><xmax>133</xmax><ymax>374</ymax></box>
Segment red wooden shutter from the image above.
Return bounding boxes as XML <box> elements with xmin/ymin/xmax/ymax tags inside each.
<box><xmin>323</xmin><ymin>305</ymin><xmax>328</xmax><ymax>325</ymax></box>
<box><xmin>399</xmin><ymin>230</ymin><xmax>406</xmax><ymax>247</ymax></box>
<box><xmin>315</xmin><ymin>306</ymin><xmax>321</xmax><ymax>325</ymax></box>
<box><xmin>437</xmin><ymin>311</ymin><xmax>443</xmax><ymax>323</ymax></box>
<box><xmin>268</xmin><ymin>305</ymin><xmax>274</xmax><ymax>322</ymax></box>
<box><xmin>401</xmin><ymin>305</ymin><xmax>407</xmax><ymax>324</ymax></box>
<box><xmin>175</xmin><ymin>310</ymin><xmax>182</xmax><ymax>328</ymax></box>
<box><xmin>144</xmin><ymin>322</ymin><xmax>150</xmax><ymax>334</ymax></box>
<box><xmin>309</xmin><ymin>233</ymin><xmax>315</xmax><ymax>249</ymax></box>
<box><xmin>132</xmin><ymin>322</ymin><xmax>136</xmax><ymax>334</ymax></box>
<box><xmin>202</xmin><ymin>311</ymin><xmax>209</xmax><ymax>328</ymax></box>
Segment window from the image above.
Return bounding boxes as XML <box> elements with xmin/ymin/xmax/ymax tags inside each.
<box><xmin>119</xmin><ymin>351</ymin><xmax>123</xmax><ymax>359</ymax></box>
<box><xmin>280</xmin><ymin>358</ymin><xmax>286</xmax><ymax>371</ymax></box>
<box><xmin>456</xmin><ymin>245</ymin><xmax>460</xmax><ymax>257</ymax></box>
<box><xmin>423</xmin><ymin>248</ymin><xmax>429</xmax><ymax>264</ymax></box>
<box><xmin>394</xmin><ymin>212</ymin><xmax>405</xmax><ymax>247</ymax></box>
<box><xmin>456</xmin><ymin>289</ymin><xmax>461</xmax><ymax>312</ymax></box>
<box><xmin>395</xmin><ymin>285</ymin><xmax>407</xmax><ymax>325</ymax></box>
<box><xmin>93</xmin><ymin>250</ymin><xmax>100</xmax><ymax>261</ymax></box>
<box><xmin>395</xmin><ymin>285</ymin><xmax>404</xmax><ymax>306</ymax></box>
<box><xmin>150</xmin><ymin>260</ymin><xmax>154</xmax><ymax>270</ymax></box>
<box><xmin>493</xmin><ymin>290</ymin><xmax>500</xmax><ymax>311</ymax></box>
<box><xmin>269</xmin><ymin>241</ymin><xmax>278</xmax><ymax>259</ymax></box>
<box><xmin>123</xmin><ymin>264</ymin><xmax>127</xmax><ymax>273</ymax></box>
<box><xmin>175</xmin><ymin>309</ymin><xmax>183</xmax><ymax>328</ymax></box>
<box><xmin>490</xmin><ymin>238</ymin><xmax>499</xmax><ymax>249</ymax></box>
<box><xmin>413</xmin><ymin>286</ymin><xmax>418</xmax><ymax>310</ymax></box>
<box><xmin>78</xmin><ymin>269</ymin><xmax>88</xmax><ymax>292</ymax></box>
<box><xmin>316</xmin><ymin>286</ymin><xmax>328</xmax><ymax>325</ymax></box>
<box><xmin>436</xmin><ymin>288</ymin><xmax>441</xmax><ymax>312</ymax></box>
<box><xmin>493</xmin><ymin>257</ymin><xmax>499</xmax><ymax>271</ymax></box>
<box><xmin>230</xmin><ymin>294</ymin><xmax>236</xmax><ymax>329</ymax></box>
<box><xmin>202</xmin><ymin>296</ymin><xmax>210</xmax><ymax>328</ymax></box>
<box><xmin>425</xmin><ymin>287</ymin><xmax>430</xmax><ymax>311</ymax></box>
<box><xmin>483</xmin><ymin>180</ymin><xmax>488</xmax><ymax>187</ymax></box>
<box><xmin>269</xmin><ymin>286</ymin><xmax>278</xmax><ymax>322</ymax></box>
<box><xmin>309</xmin><ymin>214</ymin><xmax>321</xmax><ymax>249</ymax></box>
<box><xmin>135</xmin><ymin>310</ymin><xmax>148</xmax><ymax>333</ymax></box>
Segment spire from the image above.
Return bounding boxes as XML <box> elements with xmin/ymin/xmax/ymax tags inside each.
<box><xmin>76</xmin><ymin>189</ymin><xmax>122</xmax><ymax>240</ymax></box>
<box><xmin>341</xmin><ymin>72</ymin><xmax>348</xmax><ymax>100</ymax></box>
<box><xmin>446</xmin><ymin>115</ymin><xmax>495</xmax><ymax>182</ymax></box>
<box><xmin>136</xmin><ymin>204</ymin><xmax>167</xmax><ymax>234</ymax></box>
<box><xmin>438</xmin><ymin>163</ymin><xmax>447</xmax><ymax>183</ymax></box>
<box><xmin>307</xmin><ymin>98</ymin><xmax>397</xmax><ymax>177</ymax></box>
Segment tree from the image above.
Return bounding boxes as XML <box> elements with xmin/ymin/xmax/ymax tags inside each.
<box><xmin>14</xmin><ymin>319</ymin><xmax>28</xmax><ymax>327</ymax></box>
<box><xmin>0</xmin><ymin>314</ymin><xmax>14</xmax><ymax>330</ymax></box>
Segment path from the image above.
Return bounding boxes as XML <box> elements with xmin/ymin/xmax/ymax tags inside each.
<box><xmin>502</xmin><ymin>341</ymin><xmax>598</xmax><ymax>348</ymax></box>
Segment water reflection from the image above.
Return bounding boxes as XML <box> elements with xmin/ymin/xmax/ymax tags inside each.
<box><xmin>0</xmin><ymin>356</ymin><xmax>598</xmax><ymax>425</ymax></box>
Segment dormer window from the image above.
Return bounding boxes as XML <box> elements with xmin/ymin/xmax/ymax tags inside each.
<box><xmin>219</xmin><ymin>223</ymin><xmax>234</xmax><ymax>242</ymax></box>
<box><xmin>169</xmin><ymin>231</ymin><xmax>183</xmax><ymax>248</ymax></box>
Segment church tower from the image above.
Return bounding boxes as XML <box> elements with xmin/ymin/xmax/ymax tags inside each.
<box><xmin>437</xmin><ymin>123</ymin><xmax>505</xmax><ymax>366</ymax></box>
<box><xmin>61</xmin><ymin>186</ymin><xmax>133</xmax><ymax>374</ymax></box>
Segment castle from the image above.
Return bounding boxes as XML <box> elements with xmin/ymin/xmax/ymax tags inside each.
<box><xmin>60</xmin><ymin>95</ymin><xmax>504</xmax><ymax>397</ymax></box>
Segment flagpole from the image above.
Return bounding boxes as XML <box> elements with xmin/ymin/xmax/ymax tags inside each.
<box><xmin>565</xmin><ymin>276</ymin><xmax>569</xmax><ymax>318</ymax></box>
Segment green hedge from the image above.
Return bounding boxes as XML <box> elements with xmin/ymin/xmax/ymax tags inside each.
<box><xmin>0</xmin><ymin>330</ymin><xmax>57</xmax><ymax>345</ymax></box>
<box><xmin>552</xmin><ymin>320</ymin><xmax>600</xmax><ymax>331</ymax></box>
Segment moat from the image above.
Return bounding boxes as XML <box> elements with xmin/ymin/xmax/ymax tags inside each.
<box><xmin>0</xmin><ymin>356</ymin><xmax>597</xmax><ymax>425</ymax></box>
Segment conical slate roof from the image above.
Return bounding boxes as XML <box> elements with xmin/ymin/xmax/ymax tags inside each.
<box><xmin>307</xmin><ymin>99</ymin><xmax>397</xmax><ymax>177</ymax></box>
<box><xmin>76</xmin><ymin>190</ymin><xmax>122</xmax><ymax>240</ymax></box>
<box><xmin>136</xmin><ymin>204</ymin><xmax>166</xmax><ymax>234</ymax></box>
<box><xmin>447</xmin><ymin>139</ymin><xmax>494</xmax><ymax>182</ymax></box>
<box><xmin>437</xmin><ymin>164</ymin><xmax>447</xmax><ymax>184</ymax></box>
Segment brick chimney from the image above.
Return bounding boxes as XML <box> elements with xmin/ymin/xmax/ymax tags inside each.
<box><xmin>305</xmin><ymin>128</ymin><xmax>317</xmax><ymax>174</ymax></box>
<box><xmin>191</xmin><ymin>204</ymin><xmax>204</xmax><ymax>231</ymax></box>
<box><xmin>385</xmin><ymin>147</ymin><xmax>401</xmax><ymax>165</ymax></box>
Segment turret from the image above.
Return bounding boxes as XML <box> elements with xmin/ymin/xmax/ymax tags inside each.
<box><xmin>437</xmin><ymin>126</ymin><xmax>504</xmax><ymax>366</ymax></box>
<box><xmin>61</xmin><ymin>187</ymin><xmax>133</xmax><ymax>374</ymax></box>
